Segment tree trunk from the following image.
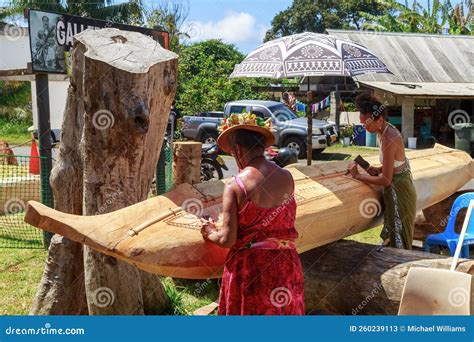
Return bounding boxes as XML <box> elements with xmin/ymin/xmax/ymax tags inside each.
<box><xmin>76</xmin><ymin>28</ymin><xmax>177</xmax><ymax>314</ymax></box>
<box><xmin>30</xmin><ymin>75</ymin><xmax>87</xmax><ymax>314</ymax></box>
<box><xmin>31</xmin><ymin>28</ymin><xmax>177</xmax><ymax>315</ymax></box>
<box><xmin>302</xmin><ymin>240</ymin><xmax>474</xmax><ymax>315</ymax></box>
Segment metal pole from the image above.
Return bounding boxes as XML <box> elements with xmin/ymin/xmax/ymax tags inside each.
<box><xmin>35</xmin><ymin>73</ymin><xmax>54</xmax><ymax>248</ymax></box>
<box><xmin>335</xmin><ymin>85</ymin><xmax>341</xmax><ymax>132</ymax></box>
<box><xmin>306</xmin><ymin>77</ymin><xmax>312</xmax><ymax>166</ymax></box>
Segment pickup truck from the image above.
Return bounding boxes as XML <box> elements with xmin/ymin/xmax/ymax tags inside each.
<box><xmin>181</xmin><ymin>111</ymin><xmax>225</xmax><ymax>145</ymax></box>
<box><xmin>182</xmin><ymin>100</ymin><xmax>338</xmax><ymax>158</ymax></box>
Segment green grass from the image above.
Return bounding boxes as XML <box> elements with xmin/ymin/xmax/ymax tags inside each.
<box><xmin>0</xmin><ymin>164</ymin><xmax>30</xmax><ymax>179</ymax></box>
<box><xmin>346</xmin><ymin>225</ymin><xmax>383</xmax><ymax>245</ymax></box>
<box><xmin>0</xmin><ymin>243</ymin><xmax>221</xmax><ymax>315</ymax></box>
<box><xmin>160</xmin><ymin>277</ymin><xmax>220</xmax><ymax>315</ymax></box>
<box><xmin>0</xmin><ymin>247</ymin><xmax>47</xmax><ymax>315</ymax></box>
<box><xmin>0</xmin><ymin>117</ymin><xmax>31</xmax><ymax>145</ymax></box>
<box><xmin>0</xmin><ymin>214</ymin><xmax>43</xmax><ymax>248</ymax></box>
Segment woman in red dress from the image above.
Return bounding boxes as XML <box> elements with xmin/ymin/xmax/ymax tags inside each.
<box><xmin>200</xmin><ymin>113</ymin><xmax>305</xmax><ymax>315</ymax></box>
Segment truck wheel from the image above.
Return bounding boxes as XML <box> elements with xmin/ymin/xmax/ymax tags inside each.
<box><xmin>283</xmin><ymin>136</ymin><xmax>306</xmax><ymax>159</ymax></box>
<box><xmin>201</xmin><ymin>131</ymin><xmax>218</xmax><ymax>145</ymax></box>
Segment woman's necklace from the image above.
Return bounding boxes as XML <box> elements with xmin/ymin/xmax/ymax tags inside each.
<box><xmin>379</xmin><ymin>122</ymin><xmax>389</xmax><ymax>137</ymax></box>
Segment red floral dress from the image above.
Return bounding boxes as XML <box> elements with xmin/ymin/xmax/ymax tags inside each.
<box><xmin>218</xmin><ymin>175</ymin><xmax>305</xmax><ymax>315</ymax></box>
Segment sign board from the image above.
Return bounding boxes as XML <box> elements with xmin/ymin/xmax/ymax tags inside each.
<box><xmin>28</xmin><ymin>9</ymin><xmax>169</xmax><ymax>74</ymax></box>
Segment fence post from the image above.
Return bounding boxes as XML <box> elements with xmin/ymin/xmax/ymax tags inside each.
<box><xmin>35</xmin><ymin>73</ymin><xmax>54</xmax><ymax>248</ymax></box>
<box><xmin>155</xmin><ymin>141</ymin><xmax>168</xmax><ymax>195</ymax></box>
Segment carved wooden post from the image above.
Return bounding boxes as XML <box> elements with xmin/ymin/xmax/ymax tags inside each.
<box><xmin>173</xmin><ymin>141</ymin><xmax>201</xmax><ymax>186</ymax></box>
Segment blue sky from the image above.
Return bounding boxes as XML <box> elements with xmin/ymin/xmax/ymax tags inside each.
<box><xmin>157</xmin><ymin>0</ymin><xmax>435</xmax><ymax>53</ymax></box>
<box><xmin>1</xmin><ymin>0</ymin><xmax>447</xmax><ymax>53</ymax></box>
<box><xmin>177</xmin><ymin>0</ymin><xmax>293</xmax><ymax>53</ymax></box>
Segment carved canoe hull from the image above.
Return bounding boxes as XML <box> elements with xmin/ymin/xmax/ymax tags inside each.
<box><xmin>25</xmin><ymin>144</ymin><xmax>473</xmax><ymax>279</ymax></box>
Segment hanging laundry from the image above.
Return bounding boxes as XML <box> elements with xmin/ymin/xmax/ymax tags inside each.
<box><xmin>311</xmin><ymin>95</ymin><xmax>331</xmax><ymax>113</ymax></box>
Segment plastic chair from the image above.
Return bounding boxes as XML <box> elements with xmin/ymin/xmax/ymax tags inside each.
<box><xmin>424</xmin><ymin>193</ymin><xmax>474</xmax><ymax>258</ymax></box>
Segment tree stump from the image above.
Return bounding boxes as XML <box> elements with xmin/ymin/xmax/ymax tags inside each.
<box><xmin>31</xmin><ymin>28</ymin><xmax>178</xmax><ymax>315</ymax></box>
<box><xmin>30</xmin><ymin>65</ymin><xmax>87</xmax><ymax>315</ymax></box>
<box><xmin>173</xmin><ymin>141</ymin><xmax>201</xmax><ymax>186</ymax></box>
<box><xmin>302</xmin><ymin>240</ymin><xmax>474</xmax><ymax>315</ymax></box>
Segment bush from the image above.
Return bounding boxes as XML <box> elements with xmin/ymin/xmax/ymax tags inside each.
<box><xmin>176</xmin><ymin>40</ymin><xmax>269</xmax><ymax>115</ymax></box>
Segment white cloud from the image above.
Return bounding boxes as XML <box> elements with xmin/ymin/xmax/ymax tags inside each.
<box><xmin>183</xmin><ymin>12</ymin><xmax>267</xmax><ymax>45</ymax></box>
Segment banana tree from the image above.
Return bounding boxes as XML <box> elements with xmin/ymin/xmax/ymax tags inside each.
<box><xmin>445</xmin><ymin>0</ymin><xmax>473</xmax><ymax>34</ymax></box>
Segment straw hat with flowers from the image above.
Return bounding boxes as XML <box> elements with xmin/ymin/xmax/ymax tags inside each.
<box><xmin>217</xmin><ymin>113</ymin><xmax>275</xmax><ymax>153</ymax></box>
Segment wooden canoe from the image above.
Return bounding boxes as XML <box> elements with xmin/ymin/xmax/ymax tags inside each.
<box><xmin>24</xmin><ymin>144</ymin><xmax>473</xmax><ymax>279</ymax></box>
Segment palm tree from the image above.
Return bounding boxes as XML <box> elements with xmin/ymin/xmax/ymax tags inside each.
<box><xmin>7</xmin><ymin>0</ymin><xmax>144</xmax><ymax>25</ymax></box>
<box><xmin>445</xmin><ymin>0</ymin><xmax>473</xmax><ymax>34</ymax></box>
<box><xmin>361</xmin><ymin>0</ymin><xmax>470</xmax><ymax>34</ymax></box>
<box><xmin>145</xmin><ymin>1</ymin><xmax>189</xmax><ymax>52</ymax></box>
<box><xmin>360</xmin><ymin>0</ymin><xmax>415</xmax><ymax>32</ymax></box>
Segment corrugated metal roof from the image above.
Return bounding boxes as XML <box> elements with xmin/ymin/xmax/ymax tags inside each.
<box><xmin>327</xmin><ymin>29</ymin><xmax>474</xmax><ymax>83</ymax></box>
<box><xmin>358</xmin><ymin>81</ymin><xmax>474</xmax><ymax>97</ymax></box>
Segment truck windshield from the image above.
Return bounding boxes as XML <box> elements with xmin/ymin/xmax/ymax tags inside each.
<box><xmin>269</xmin><ymin>104</ymin><xmax>298</xmax><ymax>122</ymax></box>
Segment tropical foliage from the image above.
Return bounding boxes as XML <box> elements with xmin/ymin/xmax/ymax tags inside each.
<box><xmin>176</xmin><ymin>40</ymin><xmax>268</xmax><ymax>115</ymax></box>
<box><xmin>264</xmin><ymin>0</ymin><xmax>389</xmax><ymax>41</ymax></box>
<box><xmin>145</xmin><ymin>1</ymin><xmax>190</xmax><ymax>52</ymax></box>
<box><xmin>265</xmin><ymin>0</ymin><xmax>472</xmax><ymax>38</ymax></box>
<box><xmin>7</xmin><ymin>0</ymin><xmax>144</xmax><ymax>25</ymax></box>
<box><xmin>359</xmin><ymin>0</ymin><xmax>472</xmax><ymax>34</ymax></box>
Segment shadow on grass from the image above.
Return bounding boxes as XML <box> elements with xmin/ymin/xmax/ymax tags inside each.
<box><xmin>316</xmin><ymin>152</ymin><xmax>352</xmax><ymax>161</ymax></box>
<box><xmin>0</xmin><ymin>234</ymin><xmax>43</xmax><ymax>249</ymax></box>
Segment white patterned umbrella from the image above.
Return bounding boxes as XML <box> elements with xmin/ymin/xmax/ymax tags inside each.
<box><xmin>230</xmin><ymin>32</ymin><xmax>391</xmax><ymax>79</ymax></box>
